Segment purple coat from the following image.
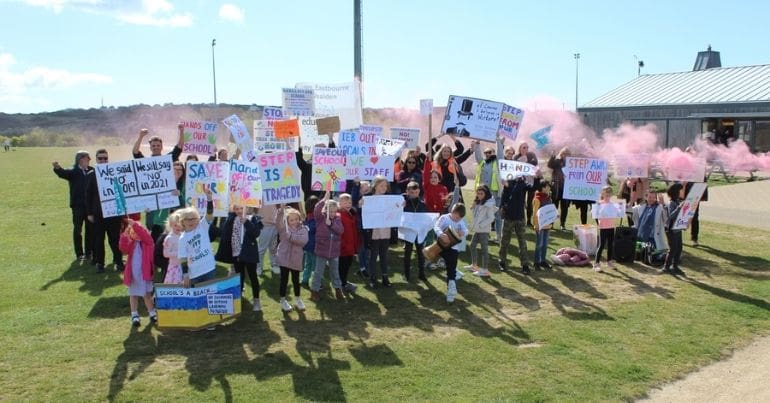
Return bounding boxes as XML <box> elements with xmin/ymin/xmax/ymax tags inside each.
<box><xmin>275</xmin><ymin>208</ymin><xmax>309</xmax><ymax>271</ymax></box>
<box><xmin>313</xmin><ymin>201</ymin><xmax>343</xmax><ymax>259</ymax></box>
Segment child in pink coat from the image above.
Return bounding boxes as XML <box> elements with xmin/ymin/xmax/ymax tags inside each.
<box><xmin>119</xmin><ymin>218</ymin><xmax>156</xmax><ymax>327</ymax></box>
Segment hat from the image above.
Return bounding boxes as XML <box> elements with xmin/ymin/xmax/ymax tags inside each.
<box><xmin>74</xmin><ymin>150</ymin><xmax>90</xmax><ymax>165</ymax></box>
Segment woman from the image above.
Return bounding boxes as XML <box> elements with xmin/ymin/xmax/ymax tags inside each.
<box><xmin>397</xmin><ymin>156</ymin><xmax>423</xmax><ymax>194</ymax></box>
<box><xmin>512</xmin><ymin>142</ymin><xmax>540</xmax><ymax>226</ymax></box>
<box><xmin>547</xmin><ymin>147</ymin><xmax>571</xmax><ymax>230</ymax></box>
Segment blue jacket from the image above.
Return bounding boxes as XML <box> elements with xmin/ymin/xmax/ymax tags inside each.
<box><xmin>304</xmin><ymin>216</ymin><xmax>317</xmax><ymax>253</ymax></box>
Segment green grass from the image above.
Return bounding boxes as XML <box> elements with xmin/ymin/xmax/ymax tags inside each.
<box><xmin>2</xmin><ymin>147</ymin><xmax>770</xmax><ymax>401</ymax></box>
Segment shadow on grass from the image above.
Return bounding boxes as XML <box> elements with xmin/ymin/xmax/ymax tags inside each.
<box><xmin>602</xmin><ymin>266</ymin><xmax>675</xmax><ymax>300</ymax></box>
<box><xmin>513</xmin><ymin>271</ymin><xmax>614</xmax><ymax>321</ymax></box>
<box><xmin>40</xmin><ymin>260</ymin><xmax>122</xmax><ymax>296</ymax></box>
<box><xmin>695</xmin><ymin>244</ymin><xmax>770</xmax><ymax>275</ymax></box>
<box><xmin>685</xmin><ymin>277</ymin><xmax>770</xmax><ymax>312</ymax></box>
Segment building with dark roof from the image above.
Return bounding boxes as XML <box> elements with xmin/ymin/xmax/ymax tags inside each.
<box><xmin>578</xmin><ymin>48</ymin><xmax>770</xmax><ymax>152</ymax></box>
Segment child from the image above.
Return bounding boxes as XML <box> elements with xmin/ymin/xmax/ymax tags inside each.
<box><xmin>351</xmin><ymin>180</ymin><xmax>370</xmax><ymax>278</ymax></box>
<box><xmin>119</xmin><ymin>218</ymin><xmax>157</xmax><ymax>327</ymax></box>
<box><xmin>364</xmin><ymin>175</ymin><xmax>394</xmax><ymax>288</ymax></box>
<box><xmin>276</xmin><ymin>205</ymin><xmax>309</xmax><ymax>311</ymax></box>
<box><xmin>301</xmin><ymin>196</ymin><xmax>319</xmax><ymax>286</ymax></box>
<box><xmin>499</xmin><ymin>176</ymin><xmax>532</xmax><ymax>274</ymax></box>
<box><xmin>434</xmin><ymin>202</ymin><xmax>468</xmax><ymax>303</ymax></box>
<box><xmin>402</xmin><ymin>181</ymin><xmax>428</xmax><ymax>281</ymax></box>
<box><xmin>311</xmin><ymin>190</ymin><xmax>344</xmax><ymax>301</ymax></box>
<box><xmin>162</xmin><ymin>211</ymin><xmax>184</xmax><ymax>284</ymax></box>
<box><xmin>256</xmin><ymin>203</ymin><xmax>280</xmax><ymax>275</ymax></box>
<box><xmin>422</xmin><ymin>157</ymin><xmax>449</xmax><ymax>214</ymax></box>
<box><xmin>466</xmin><ymin>184</ymin><xmax>497</xmax><ymax>277</ymax></box>
<box><xmin>338</xmin><ymin>193</ymin><xmax>362</xmax><ymax>294</ymax></box>
<box><xmin>661</xmin><ymin>183</ymin><xmax>685</xmax><ymax>275</ymax></box>
<box><xmin>532</xmin><ymin>181</ymin><xmax>554</xmax><ymax>270</ymax></box>
<box><xmin>593</xmin><ymin>185</ymin><xmax>617</xmax><ymax>273</ymax></box>
<box><xmin>215</xmin><ymin>205</ymin><xmax>264</xmax><ymax>311</ymax></box>
<box><xmin>178</xmin><ymin>189</ymin><xmax>216</xmax><ymax>287</ymax></box>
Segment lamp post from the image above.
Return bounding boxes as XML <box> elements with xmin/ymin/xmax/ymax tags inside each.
<box><xmin>634</xmin><ymin>55</ymin><xmax>645</xmax><ymax>76</ymax></box>
<box><xmin>574</xmin><ymin>53</ymin><xmax>580</xmax><ymax>111</ymax></box>
<box><xmin>211</xmin><ymin>39</ymin><xmax>217</xmax><ymax>105</ymax></box>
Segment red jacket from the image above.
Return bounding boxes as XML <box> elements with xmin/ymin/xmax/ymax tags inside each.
<box><xmin>119</xmin><ymin>221</ymin><xmax>155</xmax><ymax>286</ymax></box>
<box><xmin>423</xmin><ymin>158</ymin><xmax>449</xmax><ymax>213</ymax></box>
<box><xmin>339</xmin><ymin>207</ymin><xmax>361</xmax><ymax>256</ymax></box>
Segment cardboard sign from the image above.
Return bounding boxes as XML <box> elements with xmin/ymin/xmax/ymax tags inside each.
<box><xmin>315</xmin><ymin>116</ymin><xmax>341</xmax><ymax>135</ymax></box>
<box><xmin>229</xmin><ymin>160</ymin><xmax>262</xmax><ymax>208</ymax></box>
<box><xmin>154</xmin><ymin>274</ymin><xmax>241</xmax><ymax>330</ymax></box>
<box><xmin>536</xmin><ymin>204</ymin><xmax>558</xmax><ymax>230</ymax></box>
<box><xmin>362</xmin><ymin>195</ymin><xmax>405</xmax><ymax>229</ymax></box>
<box><xmin>95</xmin><ymin>156</ymin><xmax>178</xmax><ymax>218</ymax></box>
<box><xmin>498</xmin><ymin>159</ymin><xmax>537</xmax><ymax>180</ymax></box>
<box><xmin>282</xmin><ymin>87</ymin><xmax>315</xmax><ymax>117</ymax></box>
<box><xmin>181</xmin><ymin>121</ymin><xmax>218</xmax><ymax>156</ymax></box>
<box><xmin>562</xmin><ymin>157</ymin><xmax>609</xmax><ymax>202</ymax></box>
<box><xmin>255</xmin><ymin>151</ymin><xmax>301</xmax><ymax>205</ymax></box>
<box><xmin>338</xmin><ymin>129</ymin><xmax>395</xmax><ymax>180</ymax></box>
<box><xmin>296</xmin><ymin>81</ymin><xmax>362</xmax><ymax>130</ymax></box>
<box><xmin>262</xmin><ymin>106</ymin><xmax>284</xmax><ymax>120</ymax></box>
<box><xmin>497</xmin><ymin>104</ymin><xmax>525</xmax><ymax>141</ymax></box>
<box><xmin>591</xmin><ymin>201</ymin><xmax>627</xmax><ymax>220</ymax></box>
<box><xmin>185</xmin><ymin>161</ymin><xmax>230</xmax><ymax>216</ymax></box>
<box><xmin>420</xmin><ymin>99</ymin><xmax>433</xmax><ymax>116</ymax></box>
<box><xmin>311</xmin><ymin>147</ymin><xmax>347</xmax><ymax>192</ymax></box>
<box><xmin>376</xmin><ymin>137</ymin><xmax>406</xmax><ymax>156</ymax></box>
<box><xmin>274</xmin><ymin>119</ymin><xmax>300</xmax><ymax>139</ymax></box>
<box><xmin>614</xmin><ymin>154</ymin><xmax>650</xmax><ymax>178</ymax></box>
<box><xmin>441</xmin><ymin>95</ymin><xmax>505</xmax><ymax>142</ymax></box>
<box><xmin>389</xmin><ymin>127</ymin><xmax>420</xmax><ymax>149</ymax></box>
<box><xmin>665</xmin><ymin>158</ymin><xmax>707</xmax><ymax>183</ymax></box>
<box><xmin>222</xmin><ymin>114</ymin><xmax>251</xmax><ymax>145</ymax></box>
<box><xmin>673</xmin><ymin>182</ymin><xmax>707</xmax><ymax>230</ymax></box>
<box><xmin>398</xmin><ymin>212</ymin><xmax>439</xmax><ymax>243</ymax></box>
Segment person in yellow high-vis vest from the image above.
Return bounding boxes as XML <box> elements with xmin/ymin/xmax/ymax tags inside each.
<box><xmin>472</xmin><ymin>136</ymin><xmax>505</xmax><ymax>241</ymax></box>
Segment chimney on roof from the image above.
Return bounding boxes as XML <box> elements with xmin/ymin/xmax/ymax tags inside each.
<box><xmin>693</xmin><ymin>45</ymin><xmax>721</xmax><ymax>71</ymax></box>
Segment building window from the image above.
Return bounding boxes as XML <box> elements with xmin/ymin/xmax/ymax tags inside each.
<box><xmin>755</xmin><ymin>121</ymin><xmax>770</xmax><ymax>153</ymax></box>
<box><xmin>736</xmin><ymin>121</ymin><xmax>753</xmax><ymax>146</ymax></box>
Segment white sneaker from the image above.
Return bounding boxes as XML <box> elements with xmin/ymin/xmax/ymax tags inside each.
<box><xmin>252</xmin><ymin>298</ymin><xmax>262</xmax><ymax>312</ymax></box>
<box><xmin>463</xmin><ymin>264</ymin><xmax>475</xmax><ymax>271</ymax></box>
<box><xmin>473</xmin><ymin>268</ymin><xmax>491</xmax><ymax>277</ymax></box>
<box><xmin>294</xmin><ymin>297</ymin><xmax>306</xmax><ymax>311</ymax></box>
<box><xmin>271</xmin><ymin>266</ymin><xmax>280</xmax><ymax>274</ymax></box>
<box><xmin>446</xmin><ymin>280</ymin><xmax>457</xmax><ymax>303</ymax></box>
<box><xmin>280</xmin><ymin>297</ymin><xmax>293</xmax><ymax>312</ymax></box>
<box><xmin>593</xmin><ymin>263</ymin><xmax>603</xmax><ymax>273</ymax></box>
<box><xmin>455</xmin><ymin>269</ymin><xmax>464</xmax><ymax>281</ymax></box>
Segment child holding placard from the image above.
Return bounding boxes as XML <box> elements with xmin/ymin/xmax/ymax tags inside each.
<box><xmin>364</xmin><ymin>176</ymin><xmax>393</xmax><ymax>288</ymax></box>
<box><xmin>593</xmin><ymin>186</ymin><xmax>617</xmax><ymax>273</ymax></box>
<box><xmin>532</xmin><ymin>181</ymin><xmax>554</xmax><ymax>270</ymax></box>
<box><xmin>119</xmin><ymin>218</ymin><xmax>157</xmax><ymax>327</ymax></box>
<box><xmin>276</xmin><ymin>205</ymin><xmax>309</xmax><ymax>312</ymax></box>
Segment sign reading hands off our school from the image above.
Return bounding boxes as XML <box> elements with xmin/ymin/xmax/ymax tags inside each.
<box><xmin>95</xmin><ymin>155</ymin><xmax>178</xmax><ymax>218</ymax></box>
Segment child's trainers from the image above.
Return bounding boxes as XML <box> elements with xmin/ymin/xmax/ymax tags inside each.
<box><xmin>446</xmin><ymin>280</ymin><xmax>457</xmax><ymax>303</ymax></box>
<box><xmin>473</xmin><ymin>268</ymin><xmax>491</xmax><ymax>277</ymax></box>
<box><xmin>593</xmin><ymin>263</ymin><xmax>603</xmax><ymax>273</ymax></box>
<box><xmin>294</xmin><ymin>297</ymin><xmax>306</xmax><ymax>311</ymax></box>
<box><xmin>463</xmin><ymin>264</ymin><xmax>477</xmax><ymax>272</ymax></box>
<box><xmin>252</xmin><ymin>298</ymin><xmax>262</xmax><ymax>312</ymax></box>
<box><xmin>131</xmin><ymin>314</ymin><xmax>140</xmax><ymax>327</ymax></box>
<box><xmin>280</xmin><ymin>297</ymin><xmax>293</xmax><ymax>312</ymax></box>
<box><xmin>455</xmin><ymin>269</ymin><xmax>464</xmax><ymax>281</ymax></box>
<box><xmin>149</xmin><ymin>312</ymin><xmax>158</xmax><ymax>324</ymax></box>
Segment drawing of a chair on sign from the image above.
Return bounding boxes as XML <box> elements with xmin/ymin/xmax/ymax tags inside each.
<box><xmin>456</xmin><ymin>99</ymin><xmax>474</xmax><ymax>120</ymax></box>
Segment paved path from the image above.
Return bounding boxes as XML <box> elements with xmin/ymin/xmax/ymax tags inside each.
<box><xmin>699</xmin><ymin>178</ymin><xmax>770</xmax><ymax>231</ymax></box>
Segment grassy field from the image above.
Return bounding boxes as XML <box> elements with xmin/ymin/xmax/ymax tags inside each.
<box><xmin>1</xmin><ymin>147</ymin><xmax>769</xmax><ymax>402</ymax></box>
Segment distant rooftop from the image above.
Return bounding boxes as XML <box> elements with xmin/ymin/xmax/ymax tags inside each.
<box><xmin>581</xmin><ymin>64</ymin><xmax>770</xmax><ymax>109</ymax></box>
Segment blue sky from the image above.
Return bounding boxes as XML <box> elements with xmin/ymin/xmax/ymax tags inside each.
<box><xmin>1</xmin><ymin>0</ymin><xmax>769</xmax><ymax>114</ymax></box>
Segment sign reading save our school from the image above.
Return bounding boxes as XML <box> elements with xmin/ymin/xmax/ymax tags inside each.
<box><xmin>256</xmin><ymin>151</ymin><xmax>302</xmax><ymax>205</ymax></box>
<box><xmin>154</xmin><ymin>274</ymin><xmax>241</xmax><ymax>330</ymax></box>
<box><xmin>185</xmin><ymin>161</ymin><xmax>230</xmax><ymax>217</ymax></box>
<box><xmin>95</xmin><ymin>155</ymin><xmax>178</xmax><ymax>218</ymax></box>
<box><xmin>562</xmin><ymin>157</ymin><xmax>609</xmax><ymax>202</ymax></box>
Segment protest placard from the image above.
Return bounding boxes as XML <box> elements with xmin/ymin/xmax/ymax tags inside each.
<box><xmin>536</xmin><ymin>204</ymin><xmax>558</xmax><ymax>230</ymax></box>
<box><xmin>665</xmin><ymin>158</ymin><xmax>707</xmax><ymax>182</ymax></box>
<box><xmin>95</xmin><ymin>155</ymin><xmax>178</xmax><ymax>218</ymax></box>
<box><xmin>311</xmin><ymin>147</ymin><xmax>347</xmax><ymax>192</ymax></box>
<box><xmin>497</xmin><ymin>104</ymin><xmax>525</xmax><ymax>141</ymax></box>
<box><xmin>376</xmin><ymin>137</ymin><xmax>406</xmax><ymax>156</ymax></box>
<box><xmin>222</xmin><ymin>115</ymin><xmax>251</xmax><ymax>146</ymax></box>
<box><xmin>673</xmin><ymin>182</ymin><xmax>707</xmax><ymax>230</ymax></box>
<box><xmin>254</xmin><ymin>119</ymin><xmax>275</xmax><ymax>140</ymax></box>
<box><xmin>441</xmin><ymin>95</ymin><xmax>505</xmax><ymax>142</ymax></box>
<box><xmin>614</xmin><ymin>154</ymin><xmax>650</xmax><ymax>178</ymax></box>
<box><xmin>185</xmin><ymin>161</ymin><xmax>230</xmax><ymax>216</ymax></box>
<box><xmin>255</xmin><ymin>151</ymin><xmax>302</xmax><ymax>204</ymax></box>
<box><xmin>296</xmin><ymin>81</ymin><xmax>362</xmax><ymax>130</ymax></box>
<box><xmin>282</xmin><ymin>87</ymin><xmax>315</xmax><ymax>117</ymax></box>
<box><xmin>180</xmin><ymin>121</ymin><xmax>218</xmax><ymax>156</ymax></box>
<box><xmin>591</xmin><ymin>201</ymin><xmax>627</xmax><ymax>220</ymax></box>
<box><xmin>274</xmin><ymin>119</ymin><xmax>300</xmax><ymax>139</ymax></box>
<box><xmin>338</xmin><ymin>129</ymin><xmax>395</xmax><ymax>180</ymax></box>
<box><xmin>316</xmin><ymin>116</ymin><xmax>341</xmax><ymax>135</ymax></box>
<box><xmin>498</xmin><ymin>159</ymin><xmax>537</xmax><ymax>180</ymax></box>
<box><xmin>420</xmin><ymin>99</ymin><xmax>433</xmax><ymax>116</ymax></box>
<box><xmin>362</xmin><ymin>195</ymin><xmax>405</xmax><ymax>229</ymax></box>
<box><xmin>389</xmin><ymin>127</ymin><xmax>420</xmax><ymax>149</ymax></box>
<box><xmin>562</xmin><ymin>157</ymin><xmax>609</xmax><ymax>202</ymax></box>
<box><xmin>154</xmin><ymin>274</ymin><xmax>241</xmax><ymax>330</ymax></box>
<box><xmin>398</xmin><ymin>212</ymin><xmax>439</xmax><ymax>243</ymax></box>
<box><xmin>530</xmin><ymin>126</ymin><xmax>552</xmax><ymax>150</ymax></box>
<box><xmin>229</xmin><ymin>160</ymin><xmax>262</xmax><ymax>207</ymax></box>
<box><xmin>262</xmin><ymin>106</ymin><xmax>284</xmax><ymax>120</ymax></box>
<box><xmin>297</xmin><ymin>116</ymin><xmax>329</xmax><ymax>154</ymax></box>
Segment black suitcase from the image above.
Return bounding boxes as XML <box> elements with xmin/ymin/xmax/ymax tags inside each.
<box><xmin>613</xmin><ymin>221</ymin><xmax>636</xmax><ymax>263</ymax></box>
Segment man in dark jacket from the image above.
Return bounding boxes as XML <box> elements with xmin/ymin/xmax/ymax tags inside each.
<box><xmin>53</xmin><ymin>150</ymin><xmax>94</xmax><ymax>261</ymax></box>
<box><xmin>85</xmin><ymin>149</ymin><xmax>124</xmax><ymax>273</ymax></box>
<box><xmin>498</xmin><ymin>177</ymin><xmax>531</xmax><ymax>274</ymax></box>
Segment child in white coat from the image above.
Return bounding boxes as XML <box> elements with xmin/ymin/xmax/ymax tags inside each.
<box><xmin>466</xmin><ymin>184</ymin><xmax>497</xmax><ymax>277</ymax></box>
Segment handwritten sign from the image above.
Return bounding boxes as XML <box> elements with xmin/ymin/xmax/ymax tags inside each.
<box><xmin>498</xmin><ymin>159</ymin><xmax>537</xmax><ymax>180</ymax></box>
<box><xmin>296</xmin><ymin>81</ymin><xmax>362</xmax><ymax>130</ymax></box>
<box><xmin>338</xmin><ymin>129</ymin><xmax>395</xmax><ymax>180</ymax></box>
<box><xmin>420</xmin><ymin>99</ymin><xmax>433</xmax><ymax>116</ymax></box>
<box><xmin>316</xmin><ymin>116</ymin><xmax>341</xmax><ymax>135</ymax></box>
<box><xmin>298</xmin><ymin>116</ymin><xmax>329</xmax><ymax>154</ymax></box>
<box><xmin>262</xmin><ymin>106</ymin><xmax>284</xmax><ymax>120</ymax></box>
<box><xmin>665</xmin><ymin>157</ymin><xmax>707</xmax><ymax>183</ymax></box>
<box><xmin>274</xmin><ymin>119</ymin><xmax>300</xmax><ymax>139</ymax></box>
<box><xmin>256</xmin><ymin>151</ymin><xmax>301</xmax><ymax>205</ymax></box>
<box><xmin>206</xmin><ymin>294</ymin><xmax>234</xmax><ymax>315</ymax></box>
<box><xmin>536</xmin><ymin>204</ymin><xmax>558</xmax><ymax>230</ymax></box>
<box><xmin>222</xmin><ymin>115</ymin><xmax>251</xmax><ymax>146</ymax></box>
<box><xmin>614</xmin><ymin>154</ymin><xmax>650</xmax><ymax>178</ymax></box>
<box><xmin>389</xmin><ymin>127</ymin><xmax>420</xmax><ymax>149</ymax></box>
<box><xmin>591</xmin><ymin>201</ymin><xmax>627</xmax><ymax>220</ymax></box>
<box><xmin>441</xmin><ymin>95</ymin><xmax>505</xmax><ymax>142</ymax></box>
<box><xmin>95</xmin><ymin>155</ymin><xmax>177</xmax><ymax>218</ymax></box>
<box><xmin>254</xmin><ymin>119</ymin><xmax>275</xmax><ymax>140</ymax></box>
<box><xmin>229</xmin><ymin>160</ymin><xmax>262</xmax><ymax>208</ymax></box>
<box><xmin>376</xmin><ymin>137</ymin><xmax>406</xmax><ymax>156</ymax></box>
<box><xmin>311</xmin><ymin>147</ymin><xmax>347</xmax><ymax>192</ymax></box>
<box><xmin>497</xmin><ymin>104</ymin><xmax>525</xmax><ymax>141</ymax></box>
<box><xmin>673</xmin><ymin>182</ymin><xmax>707</xmax><ymax>230</ymax></box>
<box><xmin>282</xmin><ymin>87</ymin><xmax>315</xmax><ymax>117</ymax></box>
<box><xmin>398</xmin><ymin>212</ymin><xmax>439</xmax><ymax>243</ymax></box>
<box><xmin>362</xmin><ymin>195</ymin><xmax>405</xmax><ymax>229</ymax></box>
<box><xmin>154</xmin><ymin>274</ymin><xmax>241</xmax><ymax>330</ymax></box>
<box><xmin>185</xmin><ymin>161</ymin><xmax>230</xmax><ymax>216</ymax></box>
<box><xmin>181</xmin><ymin>121</ymin><xmax>218</xmax><ymax>156</ymax></box>
<box><xmin>562</xmin><ymin>157</ymin><xmax>608</xmax><ymax>202</ymax></box>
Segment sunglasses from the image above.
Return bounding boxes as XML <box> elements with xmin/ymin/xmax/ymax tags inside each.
<box><xmin>96</xmin><ymin>157</ymin><xmax>108</xmax><ymax>161</ymax></box>
<box><xmin>484</xmin><ymin>151</ymin><xmax>493</xmax><ymax>155</ymax></box>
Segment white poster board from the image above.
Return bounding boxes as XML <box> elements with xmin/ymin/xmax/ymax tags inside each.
<box><xmin>497</xmin><ymin>104</ymin><xmax>525</xmax><ymax>141</ymax></box>
<box><xmin>591</xmin><ymin>201</ymin><xmax>627</xmax><ymax>220</ymax></box>
<box><xmin>296</xmin><ymin>81</ymin><xmax>363</xmax><ymax>130</ymax></box>
<box><xmin>398</xmin><ymin>212</ymin><xmax>439</xmax><ymax>243</ymax></box>
<box><xmin>420</xmin><ymin>99</ymin><xmax>433</xmax><ymax>116</ymax></box>
<box><xmin>95</xmin><ymin>155</ymin><xmax>178</xmax><ymax>218</ymax></box>
<box><xmin>673</xmin><ymin>182</ymin><xmax>707</xmax><ymax>230</ymax></box>
<box><xmin>614</xmin><ymin>154</ymin><xmax>650</xmax><ymax>178</ymax></box>
<box><xmin>562</xmin><ymin>157</ymin><xmax>609</xmax><ymax>202</ymax></box>
<box><xmin>362</xmin><ymin>195</ymin><xmax>405</xmax><ymax>229</ymax></box>
<box><xmin>498</xmin><ymin>160</ymin><xmax>537</xmax><ymax>180</ymax></box>
<box><xmin>441</xmin><ymin>95</ymin><xmax>504</xmax><ymax>142</ymax></box>
<box><xmin>376</xmin><ymin>137</ymin><xmax>406</xmax><ymax>156</ymax></box>
<box><xmin>389</xmin><ymin>127</ymin><xmax>420</xmax><ymax>149</ymax></box>
<box><xmin>536</xmin><ymin>204</ymin><xmax>558</xmax><ymax>230</ymax></box>
<box><xmin>282</xmin><ymin>87</ymin><xmax>315</xmax><ymax>117</ymax></box>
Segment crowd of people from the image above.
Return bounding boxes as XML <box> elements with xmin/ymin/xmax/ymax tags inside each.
<box><xmin>51</xmin><ymin>127</ymin><xmax>704</xmax><ymax>326</ymax></box>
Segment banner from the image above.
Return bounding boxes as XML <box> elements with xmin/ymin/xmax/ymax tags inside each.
<box><xmin>362</xmin><ymin>195</ymin><xmax>405</xmax><ymax>229</ymax></box>
<box><xmin>591</xmin><ymin>201</ymin><xmax>627</xmax><ymax>220</ymax></box>
<box><xmin>420</xmin><ymin>99</ymin><xmax>433</xmax><ymax>116</ymax></box>
<box><xmin>398</xmin><ymin>212</ymin><xmax>438</xmax><ymax>243</ymax></box>
<box><xmin>311</xmin><ymin>147</ymin><xmax>347</xmax><ymax>192</ymax></box>
<box><xmin>181</xmin><ymin>121</ymin><xmax>218</xmax><ymax>156</ymax></box>
<box><xmin>229</xmin><ymin>160</ymin><xmax>262</xmax><ymax>208</ymax></box>
<box><xmin>296</xmin><ymin>81</ymin><xmax>363</xmax><ymax>130</ymax></box>
<box><xmin>441</xmin><ymin>95</ymin><xmax>505</xmax><ymax>142</ymax></box>
<box><xmin>498</xmin><ymin>159</ymin><xmax>537</xmax><ymax>180</ymax></box>
<box><xmin>95</xmin><ymin>155</ymin><xmax>178</xmax><ymax>218</ymax></box>
<box><xmin>282</xmin><ymin>87</ymin><xmax>315</xmax><ymax>117</ymax></box>
<box><xmin>185</xmin><ymin>161</ymin><xmax>230</xmax><ymax>216</ymax></box>
<box><xmin>338</xmin><ymin>129</ymin><xmax>395</xmax><ymax>180</ymax></box>
<box><xmin>262</xmin><ymin>106</ymin><xmax>284</xmax><ymax>120</ymax></box>
<box><xmin>536</xmin><ymin>204</ymin><xmax>558</xmax><ymax>230</ymax></box>
<box><xmin>256</xmin><ymin>151</ymin><xmax>302</xmax><ymax>204</ymax></box>
<box><xmin>497</xmin><ymin>104</ymin><xmax>525</xmax><ymax>141</ymax></box>
<box><xmin>389</xmin><ymin>127</ymin><xmax>420</xmax><ymax>149</ymax></box>
<box><xmin>316</xmin><ymin>116</ymin><xmax>341</xmax><ymax>135</ymax></box>
<box><xmin>665</xmin><ymin>158</ymin><xmax>707</xmax><ymax>182</ymax></box>
<box><xmin>274</xmin><ymin>119</ymin><xmax>300</xmax><ymax>139</ymax></box>
<box><xmin>614</xmin><ymin>154</ymin><xmax>650</xmax><ymax>178</ymax></box>
<box><xmin>222</xmin><ymin>115</ymin><xmax>251</xmax><ymax>146</ymax></box>
<box><xmin>154</xmin><ymin>274</ymin><xmax>241</xmax><ymax>330</ymax></box>
<box><xmin>376</xmin><ymin>137</ymin><xmax>406</xmax><ymax>156</ymax></box>
<box><xmin>562</xmin><ymin>157</ymin><xmax>609</xmax><ymax>202</ymax></box>
<box><xmin>673</xmin><ymin>182</ymin><xmax>707</xmax><ymax>230</ymax></box>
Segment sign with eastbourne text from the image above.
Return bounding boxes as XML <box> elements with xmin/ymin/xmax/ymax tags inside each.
<box><xmin>420</xmin><ymin>99</ymin><xmax>433</xmax><ymax>116</ymax></box>
<box><xmin>536</xmin><ymin>204</ymin><xmax>558</xmax><ymax>230</ymax></box>
<box><xmin>498</xmin><ymin>160</ymin><xmax>537</xmax><ymax>180</ymax></box>
<box><xmin>222</xmin><ymin>115</ymin><xmax>251</xmax><ymax>146</ymax></box>
<box><xmin>154</xmin><ymin>274</ymin><xmax>241</xmax><ymax>330</ymax></box>
<box><xmin>338</xmin><ymin>130</ymin><xmax>395</xmax><ymax>180</ymax></box>
<box><xmin>185</xmin><ymin>161</ymin><xmax>230</xmax><ymax>216</ymax></box>
<box><xmin>614</xmin><ymin>154</ymin><xmax>650</xmax><ymax>178</ymax></box>
<box><xmin>389</xmin><ymin>127</ymin><xmax>420</xmax><ymax>149</ymax></box>
<box><xmin>562</xmin><ymin>157</ymin><xmax>609</xmax><ymax>202</ymax></box>
<box><xmin>497</xmin><ymin>104</ymin><xmax>525</xmax><ymax>141</ymax></box>
<box><xmin>441</xmin><ymin>95</ymin><xmax>505</xmax><ymax>142</ymax></box>
<box><xmin>95</xmin><ymin>155</ymin><xmax>178</xmax><ymax>218</ymax></box>
<box><xmin>181</xmin><ymin>121</ymin><xmax>218</xmax><ymax>156</ymax></box>
<box><xmin>376</xmin><ymin>137</ymin><xmax>406</xmax><ymax>156</ymax></box>
<box><xmin>311</xmin><ymin>147</ymin><xmax>347</xmax><ymax>192</ymax></box>
<box><xmin>282</xmin><ymin>87</ymin><xmax>315</xmax><ymax>117</ymax></box>
<box><xmin>256</xmin><ymin>151</ymin><xmax>301</xmax><ymax>205</ymax></box>
<box><xmin>296</xmin><ymin>81</ymin><xmax>363</xmax><ymax>130</ymax></box>
<box><xmin>362</xmin><ymin>195</ymin><xmax>405</xmax><ymax>229</ymax></box>
<box><xmin>229</xmin><ymin>160</ymin><xmax>262</xmax><ymax>208</ymax></box>
<box><xmin>673</xmin><ymin>182</ymin><xmax>707</xmax><ymax>230</ymax></box>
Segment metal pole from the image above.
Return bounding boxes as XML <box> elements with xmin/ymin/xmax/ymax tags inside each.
<box><xmin>212</xmin><ymin>39</ymin><xmax>217</xmax><ymax>105</ymax></box>
<box><xmin>574</xmin><ymin>53</ymin><xmax>580</xmax><ymax>111</ymax></box>
<box><xmin>354</xmin><ymin>0</ymin><xmax>363</xmax><ymax>105</ymax></box>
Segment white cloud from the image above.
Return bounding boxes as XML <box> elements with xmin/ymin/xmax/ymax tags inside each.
<box><xmin>24</xmin><ymin>0</ymin><xmax>193</xmax><ymax>27</ymax></box>
<box><xmin>218</xmin><ymin>3</ymin><xmax>244</xmax><ymax>23</ymax></box>
<box><xmin>0</xmin><ymin>52</ymin><xmax>112</xmax><ymax>95</ymax></box>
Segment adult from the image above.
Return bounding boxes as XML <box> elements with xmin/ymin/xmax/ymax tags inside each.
<box><xmin>3</xmin><ymin>138</ymin><xmax>10</xmax><ymax>152</ymax></box>
<box><xmin>547</xmin><ymin>147</ymin><xmax>588</xmax><ymax>229</ymax></box>
<box><xmin>297</xmin><ymin>138</ymin><xmax>336</xmax><ymax>201</ymax></box>
<box><xmin>432</xmin><ymin>143</ymin><xmax>470</xmax><ymax>194</ymax></box>
<box><xmin>85</xmin><ymin>149</ymin><xmax>124</xmax><ymax>273</ymax></box>
<box><xmin>498</xmin><ymin>177</ymin><xmax>532</xmax><ymax>274</ymax></box>
<box><xmin>631</xmin><ymin>190</ymin><xmax>669</xmax><ymax>251</ymax></box>
<box><xmin>52</xmin><ymin>150</ymin><xmax>94</xmax><ymax>261</ymax></box>
<box><xmin>512</xmin><ymin>142</ymin><xmax>541</xmax><ymax>227</ymax></box>
<box><xmin>207</xmin><ymin>147</ymin><xmax>240</xmax><ymax>162</ymax></box>
<box><xmin>472</xmin><ymin>137</ymin><xmax>505</xmax><ymax>240</ymax></box>
<box><xmin>396</xmin><ymin>155</ymin><xmax>423</xmax><ymax>193</ymax></box>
